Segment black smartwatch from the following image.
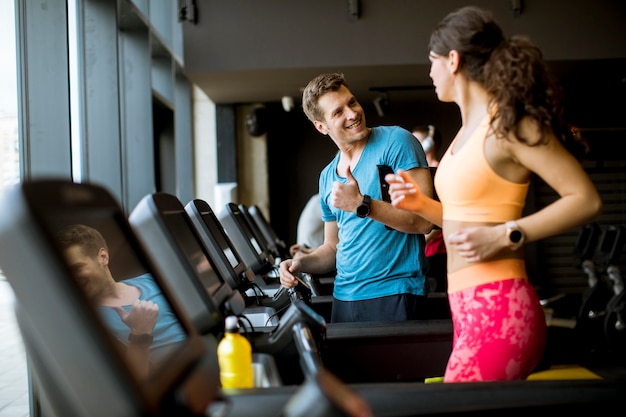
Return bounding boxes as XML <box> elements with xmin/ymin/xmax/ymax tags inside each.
<box><xmin>356</xmin><ymin>195</ymin><xmax>371</xmax><ymax>218</ymax></box>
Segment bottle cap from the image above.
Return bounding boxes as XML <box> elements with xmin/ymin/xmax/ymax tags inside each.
<box><xmin>225</xmin><ymin>315</ymin><xmax>239</xmax><ymax>331</ymax></box>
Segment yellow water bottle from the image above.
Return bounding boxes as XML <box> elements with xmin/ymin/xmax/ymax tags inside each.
<box><xmin>217</xmin><ymin>315</ymin><xmax>254</xmax><ymax>389</ymax></box>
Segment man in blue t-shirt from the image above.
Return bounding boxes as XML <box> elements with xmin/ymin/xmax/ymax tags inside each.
<box><xmin>278</xmin><ymin>73</ymin><xmax>434</xmax><ymax>323</ymax></box>
<box><xmin>57</xmin><ymin>224</ymin><xmax>186</xmax><ymax>375</ymax></box>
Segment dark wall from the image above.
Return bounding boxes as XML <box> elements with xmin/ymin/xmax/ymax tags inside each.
<box><xmin>264</xmin><ymin>103</ymin><xmax>338</xmax><ymax>245</ymax></box>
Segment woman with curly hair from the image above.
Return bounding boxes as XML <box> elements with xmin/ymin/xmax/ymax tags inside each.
<box><xmin>386</xmin><ymin>6</ymin><xmax>602</xmax><ymax>381</ymax></box>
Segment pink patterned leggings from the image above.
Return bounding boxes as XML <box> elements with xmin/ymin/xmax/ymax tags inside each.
<box><xmin>445</xmin><ymin>278</ymin><xmax>547</xmax><ymax>382</ymax></box>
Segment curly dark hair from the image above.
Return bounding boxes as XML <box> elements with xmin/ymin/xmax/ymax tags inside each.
<box><xmin>428</xmin><ymin>6</ymin><xmax>588</xmax><ymax>159</ymax></box>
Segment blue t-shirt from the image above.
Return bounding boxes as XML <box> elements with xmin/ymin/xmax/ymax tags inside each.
<box><xmin>99</xmin><ymin>273</ymin><xmax>187</xmax><ymax>361</ymax></box>
<box><xmin>319</xmin><ymin>125</ymin><xmax>429</xmax><ymax>301</ymax></box>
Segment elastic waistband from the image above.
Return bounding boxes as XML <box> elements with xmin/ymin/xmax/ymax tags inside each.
<box><xmin>447</xmin><ymin>258</ymin><xmax>527</xmax><ymax>294</ymax></box>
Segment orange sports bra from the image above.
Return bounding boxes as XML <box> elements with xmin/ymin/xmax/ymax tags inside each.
<box><xmin>434</xmin><ymin>115</ymin><xmax>529</xmax><ymax>223</ymax></box>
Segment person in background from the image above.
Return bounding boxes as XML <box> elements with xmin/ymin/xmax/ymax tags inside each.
<box><xmin>289</xmin><ymin>193</ymin><xmax>324</xmax><ymax>258</ymax></box>
<box><xmin>411</xmin><ymin>124</ymin><xmax>447</xmax><ymax>292</ymax></box>
<box><xmin>386</xmin><ymin>6</ymin><xmax>601</xmax><ymax>381</ymax></box>
<box><xmin>56</xmin><ymin>224</ymin><xmax>187</xmax><ymax>376</ymax></box>
<box><xmin>279</xmin><ymin>72</ymin><xmax>434</xmax><ymax>323</ymax></box>
<box><xmin>411</xmin><ymin>124</ymin><xmax>442</xmax><ymax>168</ymax></box>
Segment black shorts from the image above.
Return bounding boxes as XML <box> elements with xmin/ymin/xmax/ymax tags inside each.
<box><xmin>330</xmin><ymin>293</ymin><xmax>426</xmax><ymax>323</ymax></box>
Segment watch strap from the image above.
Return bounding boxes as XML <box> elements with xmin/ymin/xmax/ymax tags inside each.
<box><xmin>128</xmin><ymin>333</ymin><xmax>154</xmax><ymax>346</ymax></box>
<box><xmin>356</xmin><ymin>195</ymin><xmax>371</xmax><ymax>218</ymax></box>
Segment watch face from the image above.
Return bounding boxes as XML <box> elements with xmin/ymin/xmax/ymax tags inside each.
<box><xmin>510</xmin><ymin>230</ymin><xmax>523</xmax><ymax>244</ymax></box>
<box><xmin>356</xmin><ymin>195</ymin><xmax>371</xmax><ymax>218</ymax></box>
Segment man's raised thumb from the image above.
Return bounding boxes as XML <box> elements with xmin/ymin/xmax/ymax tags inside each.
<box><xmin>346</xmin><ymin>165</ymin><xmax>356</xmax><ymax>183</ymax></box>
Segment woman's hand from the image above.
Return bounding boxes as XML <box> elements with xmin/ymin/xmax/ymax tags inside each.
<box><xmin>447</xmin><ymin>225</ymin><xmax>507</xmax><ymax>263</ymax></box>
<box><xmin>385</xmin><ymin>169</ymin><xmax>426</xmax><ymax>212</ymax></box>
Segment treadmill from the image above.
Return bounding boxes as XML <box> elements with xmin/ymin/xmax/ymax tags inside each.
<box><xmin>0</xmin><ymin>180</ymin><xmax>220</xmax><ymax>416</ymax></box>
<box><xmin>244</xmin><ymin>204</ymin><xmax>290</xmax><ymax>262</ymax></box>
<box><xmin>130</xmin><ymin>192</ymin><xmax>326</xmax><ymax>385</ymax></box>
<box><xmin>185</xmin><ymin>198</ymin><xmax>292</xmax><ymax>313</ymax></box>
<box><xmin>246</xmin><ymin>203</ymin><xmax>335</xmax><ymax>297</ymax></box>
<box><xmin>218</xmin><ymin>202</ymin><xmax>285</xmax><ymax>297</ymax></box>
<box><xmin>0</xmin><ymin>180</ymin><xmax>623</xmax><ymax>417</ymax></box>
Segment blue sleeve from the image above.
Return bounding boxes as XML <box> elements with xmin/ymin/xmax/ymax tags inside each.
<box><xmin>319</xmin><ymin>154</ymin><xmax>339</xmax><ymax>222</ymax></box>
<box><xmin>380</xmin><ymin>126</ymin><xmax>428</xmax><ymax>172</ymax></box>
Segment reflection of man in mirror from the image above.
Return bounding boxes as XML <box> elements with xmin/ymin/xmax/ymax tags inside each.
<box><xmin>56</xmin><ymin>224</ymin><xmax>186</xmax><ymax>375</ymax></box>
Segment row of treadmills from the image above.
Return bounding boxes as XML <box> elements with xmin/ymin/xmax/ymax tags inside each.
<box><xmin>0</xmin><ymin>179</ymin><xmax>623</xmax><ymax>417</ymax></box>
